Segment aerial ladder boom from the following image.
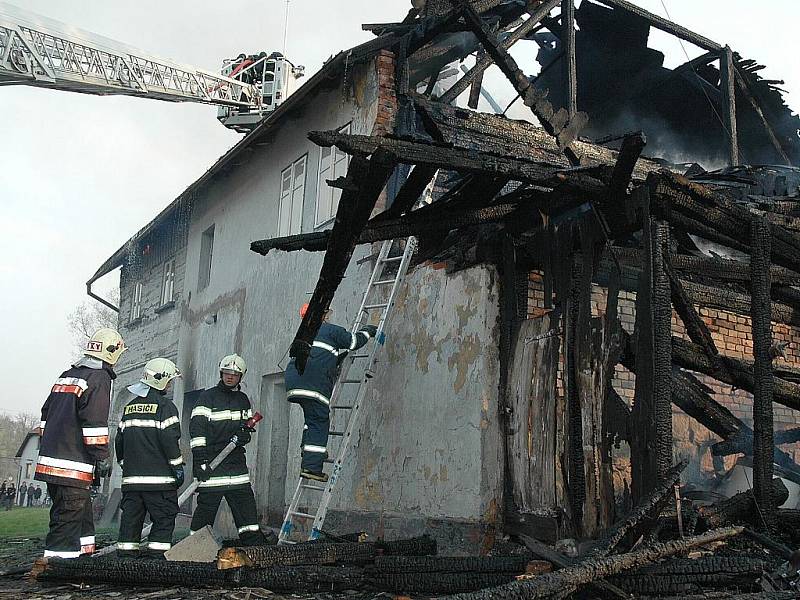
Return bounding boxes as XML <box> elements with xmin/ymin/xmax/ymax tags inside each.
<box><xmin>0</xmin><ymin>2</ymin><xmax>259</xmax><ymax>126</ymax></box>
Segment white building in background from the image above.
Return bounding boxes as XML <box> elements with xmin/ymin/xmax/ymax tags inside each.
<box><xmin>15</xmin><ymin>429</ymin><xmax>42</xmax><ymax>503</ymax></box>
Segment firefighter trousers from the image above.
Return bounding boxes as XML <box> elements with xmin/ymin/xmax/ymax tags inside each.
<box><xmin>292</xmin><ymin>396</ymin><xmax>330</xmax><ymax>473</ymax></box>
<box><xmin>190</xmin><ymin>486</ymin><xmax>264</xmax><ymax>545</ymax></box>
<box><xmin>118</xmin><ymin>490</ymin><xmax>178</xmax><ymax>553</ymax></box>
<box><xmin>45</xmin><ymin>483</ymin><xmax>94</xmax><ymax>558</ymax></box>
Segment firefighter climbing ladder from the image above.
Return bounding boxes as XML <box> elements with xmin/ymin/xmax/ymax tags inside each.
<box><xmin>278</xmin><ymin>236</ymin><xmax>417</xmax><ymax>544</ymax></box>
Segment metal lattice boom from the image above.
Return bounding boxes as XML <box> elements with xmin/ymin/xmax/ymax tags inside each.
<box><xmin>0</xmin><ymin>2</ymin><xmax>256</xmax><ymax>110</ymax></box>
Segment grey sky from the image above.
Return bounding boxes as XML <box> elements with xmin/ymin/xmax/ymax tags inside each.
<box><xmin>0</xmin><ymin>0</ymin><xmax>797</xmax><ymax>416</ymax></box>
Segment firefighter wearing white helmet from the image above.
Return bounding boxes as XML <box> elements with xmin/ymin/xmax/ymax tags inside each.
<box><xmin>83</xmin><ymin>327</ymin><xmax>126</xmax><ymax>365</ymax></box>
<box><xmin>219</xmin><ymin>354</ymin><xmax>247</xmax><ymax>375</ymax></box>
<box><xmin>35</xmin><ymin>327</ymin><xmax>123</xmax><ymax>558</ymax></box>
<box><xmin>115</xmin><ymin>357</ymin><xmax>184</xmax><ymax>558</ymax></box>
<box><xmin>189</xmin><ymin>353</ymin><xmax>265</xmax><ymax>545</ymax></box>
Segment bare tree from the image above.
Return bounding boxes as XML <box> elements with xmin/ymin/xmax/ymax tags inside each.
<box><xmin>67</xmin><ymin>290</ymin><xmax>120</xmax><ymax>357</ymax></box>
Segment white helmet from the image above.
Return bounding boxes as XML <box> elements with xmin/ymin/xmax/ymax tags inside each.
<box><xmin>219</xmin><ymin>354</ymin><xmax>247</xmax><ymax>375</ymax></box>
<box><xmin>84</xmin><ymin>328</ymin><xmax>126</xmax><ymax>365</ymax></box>
<box><xmin>141</xmin><ymin>358</ymin><xmax>181</xmax><ymax>391</ymax></box>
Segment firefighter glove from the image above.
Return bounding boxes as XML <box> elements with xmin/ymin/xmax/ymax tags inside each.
<box><xmin>194</xmin><ymin>462</ymin><xmax>211</xmax><ymax>482</ymax></box>
<box><xmin>233</xmin><ymin>428</ymin><xmax>252</xmax><ymax>447</ymax></box>
<box><xmin>361</xmin><ymin>324</ymin><xmax>378</xmax><ymax>337</ymax></box>
<box><xmin>95</xmin><ymin>458</ymin><xmax>112</xmax><ymax>478</ymax></box>
<box><xmin>172</xmin><ymin>465</ymin><xmax>185</xmax><ymax>488</ymax></box>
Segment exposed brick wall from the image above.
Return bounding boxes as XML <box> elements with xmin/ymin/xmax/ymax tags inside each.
<box><xmin>527</xmin><ymin>271</ymin><xmax>800</xmax><ymax>489</ymax></box>
<box><xmin>372</xmin><ymin>50</ymin><xmax>396</xmax><ymax>137</ymax></box>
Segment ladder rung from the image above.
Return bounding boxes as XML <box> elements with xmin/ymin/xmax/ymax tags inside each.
<box><xmin>351</xmin><ymin>354</ymin><xmax>370</xmax><ymax>359</ymax></box>
<box><xmin>328</xmin><ymin>431</ymin><xmax>344</xmax><ymax>436</ymax></box>
<box><xmin>300</xmin><ymin>483</ymin><xmax>327</xmax><ymax>491</ymax></box>
<box><xmin>341</xmin><ymin>379</ymin><xmax>361</xmax><ymax>384</ymax></box>
<box><xmin>290</xmin><ymin>511</ymin><xmax>316</xmax><ymax>519</ymax></box>
<box><xmin>381</xmin><ymin>255</ymin><xmax>403</xmax><ymax>263</ymax></box>
<box><xmin>363</xmin><ymin>303</ymin><xmax>389</xmax><ymax>310</ymax></box>
<box><xmin>373</xmin><ymin>279</ymin><xmax>396</xmax><ymax>285</ymax></box>
<box><xmin>332</xmin><ymin>405</ymin><xmax>353</xmax><ymax>410</ymax></box>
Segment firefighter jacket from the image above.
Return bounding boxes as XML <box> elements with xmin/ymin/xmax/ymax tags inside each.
<box><xmin>284</xmin><ymin>323</ymin><xmax>371</xmax><ymax>405</ymax></box>
<box><xmin>115</xmin><ymin>387</ymin><xmax>183</xmax><ymax>491</ymax></box>
<box><xmin>36</xmin><ymin>357</ymin><xmax>114</xmax><ymax>489</ymax></box>
<box><xmin>190</xmin><ymin>382</ymin><xmax>253</xmax><ymax>490</ymax></box>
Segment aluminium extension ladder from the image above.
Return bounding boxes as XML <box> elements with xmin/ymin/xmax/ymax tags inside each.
<box><xmin>278</xmin><ymin>236</ymin><xmax>417</xmax><ymax>544</ymax></box>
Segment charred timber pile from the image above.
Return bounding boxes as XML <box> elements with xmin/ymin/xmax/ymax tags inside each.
<box><xmin>698</xmin><ymin>478</ymin><xmax>789</xmax><ymax>529</ymax></box>
<box><xmin>608</xmin><ymin>555</ymin><xmax>772</xmax><ymax>595</ymax></box>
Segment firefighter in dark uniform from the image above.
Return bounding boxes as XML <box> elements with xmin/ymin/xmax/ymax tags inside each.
<box><xmin>189</xmin><ymin>354</ymin><xmax>265</xmax><ymax>545</ymax></box>
<box><xmin>115</xmin><ymin>358</ymin><xmax>183</xmax><ymax>558</ymax></box>
<box><xmin>35</xmin><ymin>328</ymin><xmax>125</xmax><ymax>558</ymax></box>
<box><xmin>284</xmin><ymin>304</ymin><xmax>378</xmax><ymax>482</ymax></box>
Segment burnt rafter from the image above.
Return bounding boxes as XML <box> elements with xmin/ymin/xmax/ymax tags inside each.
<box><xmin>288</xmin><ymin>150</ymin><xmax>396</xmax><ymax>373</ymax></box>
<box><xmin>448</xmin><ymin>0</ymin><xmax>588</xmax><ymax>165</ymax></box>
<box><xmin>308</xmin><ymin>129</ymin><xmax>568</xmax><ymax>182</ymax></box>
<box><xmin>438</xmin><ymin>0</ymin><xmax>562</xmax><ymax>105</ymax></box>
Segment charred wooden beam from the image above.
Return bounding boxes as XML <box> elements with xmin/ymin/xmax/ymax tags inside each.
<box><xmin>591</xmin><ymin>460</ymin><xmax>687</xmax><ymax>558</ymax></box>
<box><xmin>252</xmin><ymin>199</ymin><xmax>534</xmax><ymax>256</ymax></box>
<box><xmin>751</xmin><ymin>214</ymin><xmax>776</xmax><ymax>526</ymax></box>
<box><xmin>710</xmin><ymin>434</ymin><xmax>800</xmax><ymax>485</ymax></box>
<box><xmin>218</xmin><ymin>541</ymin><xmax>378</xmax><ymax>569</ymax></box>
<box><xmin>448</xmin><ymin>0</ymin><xmax>587</xmax><ymax>165</ymax></box>
<box><xmin>665</xmin><ymin>257</ymin><xmax>724</xmax><ymax>371</ymax></box>
<box><xmin>720</xmin><ymin>46</ymin><xmax>739</xmax><ymax>166</ymax></box>
<box><xmin>410</xmin><ymin>94</ymin><xmax>662</xmax><ymax>178</ymax></box>
<box><xmin>289</xmin><ymin>151</ymin><xmax>396</xmax><ymax>372</ymax></box>
<box><xmin>467</xmin><ymin>49</ymin><xmax>485</xmax><ymax>109</ymax></box>
<box><xmin>649</xmin><ymin>171</ymin><xmax>800</xmax><ymax>274</ymax></box>
<box><xmin>439</xmin><ymin>0</ymin><xmax>561</xmax><ymax>104</ymax></box>
<box><xmin>671</xmin><ymin>336</ymin><xmax>800</xmax><ymax>412</ymax></box>
<box><xmin>562</xmin><ymin>0</ymin><xmax>577</xmax><ymax>117</ymax></box>
<box><xmin>308</xmin><ymin>130</ymin><xmax>568</xmax><ymax>183</ymax></box>
<box><xmin>775</xmin><ymin>427</ymin><xmax>800</xmax><ymax>445</ymax></box>
<box><xmin>373</xmin><ymin>165</ymin><xmax>439</xmax><ymax>220</ymax></box>
<box><xmin>734</xmin><ymin>65</ymin><xmax>794</xmax><ymax>167</ymax></box>
<box><xmin>601</xmin><ymin>0</ymin><xmax>722</xmax><ymax>52</ymax></box>
<box><xmin>604</xmin><ymin>388</ymin><xmax>631</xmax><ymax>444</ymax></box>
<box><xmin>698</xmin><ymin>478</ymin><xmax>788</xmax><ymax>529</ymax></box>
<box><xmin>670</xmin><ymin>368</ymin><xmax>746</xmax><ymax>439</ymax></box>
<box><xmin>610</xmin><ymin>247</ymin><xmax>800</xmax><ymax>287</ymax></box>
<box><xmin>453</xmin><ymin>528</ymin><xmax>743</xmax><ymax>600</ymax></box>
<box><xmin>631</xmin><ymin>217</ymin><xmax>673</xmax><ymax>503</ymax></box>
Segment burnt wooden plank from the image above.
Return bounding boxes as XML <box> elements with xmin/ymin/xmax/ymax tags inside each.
<box><xmin>671</xmin><ymin>336</ymin><xmax>800</xmax><ymax>412</ymax></box>
<box><xmin>561</xmin><ymin>0</ymin><xmax>577</xmax><ymax>117</ymax></box>
<box><xmin>751</xmin><ymin>214</ymin><xmax>775</xmax><ymax>526</ymax></box>
<box><xmin>508</xmin><ymin>315</ymin><xmax>560</xmax><ymax>511</ymax></box>
<box><xmin>289</xmin><ymin>151</ymin><xmax>396</xmax><ymax>372</ymax></box>
<box><xmin>649</xmin><ymin>171</ymin><xmax>800</xmax><ymax>274</ymax></box>
<box><xmin>252</xmin><ymin>201</ymin><xmax>526</xmax><ymax>256</ymax></box>
<box><xmin>308</xmin><ymin>129</ymin><xmax>568</xmax><ymax>182</ymax></box>
<box><xmin>631</xmin><ymin>208</ymin><xmax>673</xmax><ymax>503</ymax></box>
<box><xmin>374</xmin><ymin>165</ymin><xmax>439</xmax><ymax>220</ymax></box>
<box><xmin>719</xmin><ymin>46</ymin><xmax>739</xmax><ymax>166</ymax></box>
<box><xmin>601</xmin><ymin>0</ymin><xmax>721</xmax><ymax>52</ymax></box>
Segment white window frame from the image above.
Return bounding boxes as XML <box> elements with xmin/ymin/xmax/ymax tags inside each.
<box><xmin>278</xmin><ymin>154</ymin><xmax>307</xmax><ymax>236</ymax></box>
<box><xmin>315</xmin><ymin>122</ymin><xmax>351</xmax><ymax>227</ymax></box>
<box><xmin>161</xmin><ymin>258</ymin><xmax>176</xmax><ymax>305</ymax></box>
<box><xmin>198</xmin><ymin>225</ymin><xmax>215</xmax><ymax>291</ymax></box>
<box><xmin>131</xmin><ymin>281</ymin><xmax>143</xmax><ymax>321</ymax></box>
